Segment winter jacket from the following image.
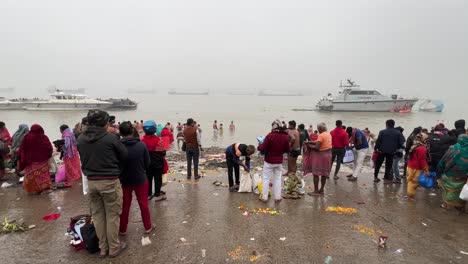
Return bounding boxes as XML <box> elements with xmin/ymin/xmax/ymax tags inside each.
<box><xmin>141</xmin><ymin>134</ymin><xmax>166</xmax><ymax>170</ymax></box>
<box><xmin>428</xmin><ymin>132</ymin><xmax>452</xmax><ymax>169</ymax></box>
<box><xmin>407</xmin><ymin>146</ymin><xmax>428</xmax><ymax>170</ymax></box>
<box><xmin>120</xmin><ymin>137</ymin><xmax>150</xmax><ymax>186</ymax></box>
<box><xmin>77</xmin><ymin>126</ymin><xmax>128</xmax><ymax>180</ymax></box>
<box><xmin>258</xmin><ymin>131</ymin><xmax>290</xmax><ymax>164</ymax></box>
<box><xmin>375</xmin><ymin>128</ymin><xmax>405</xmax><ymax>154</ymax></box>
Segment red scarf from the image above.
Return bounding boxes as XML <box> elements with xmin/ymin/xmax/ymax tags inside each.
<box><xmin>20</xmin><ymin>124</ymin><xmax>52</xmax><ymax>168</ymax></box>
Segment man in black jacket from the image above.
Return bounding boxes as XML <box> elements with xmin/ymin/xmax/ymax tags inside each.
<box><xmin>429</xmin><ymin>124</ymin><xmax>454</xmax><ymax>174</ymax></box>
<box><xmin>374</xmin><ymin>119</ymin><xmax>405</xmax><ymax>183</ymax></box>
<box><xmin>77</xmin><ymin>110</ymin><xmax>128</xmax><ymax>258</ymax></box>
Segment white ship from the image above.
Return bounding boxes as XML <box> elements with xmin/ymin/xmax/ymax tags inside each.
<box><xmin>22</xmin><ymin>90</ymin><xmax>112</xmax><ymax>111</ymax></box>
<box><xmin>0</xmin><ymin>97</ymin><xmax>23</xmax><ymax>110</ymax></box>
<box><xmin>316</xmin><ymin>79</ymin><xmax>418</xmax><ymax>112</ymax></box>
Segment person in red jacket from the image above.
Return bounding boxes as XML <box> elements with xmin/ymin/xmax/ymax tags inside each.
<box><xmin>329</xmin><ymin>120</ymin><xmax>349</xmax><ymax>180</ymax></box>
<box><xmin>257</xmin><ymin>120</ymin><xmax>290</xmax><ymax>203</ymax></box>
<box><xmin>406</xmin><ymin>133</ymin><xmax>430</xmax><ymax>199</ymax></box>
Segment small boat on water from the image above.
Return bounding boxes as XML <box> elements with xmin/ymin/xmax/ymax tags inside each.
<box><xmin>22</xmin><ymin>90</ymin><xmax>111</xmax><ymax>111</ymax></box>
<box><xmin>104</xmin><ymin>98</ymin><xmax>138</xmax><ymax>110</ymax></box>
<box><xmin>418</xmin><ymin>99</ymin><xmax>444</xmax><ymax>112</ymax></box>
<box><xmin>316</xmin><ymin>79</ymin><xmax>418</xmax><ymax>112</ymax></box>
<box><xmin>168</xmin><ymin>90</ymin><xmax>209</xmax><ymax>95</ymax></box>
<box><xmin>258</xmin><ymin>91</ymin><xmax>303</xmax><ymax>96</ymax></box>
<box><xmin>0</xmin><ymin>97</ymin><xmax>23</xmax><ymax>110</ymax></box>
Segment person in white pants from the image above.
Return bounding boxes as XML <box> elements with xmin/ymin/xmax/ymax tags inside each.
<box><xmin>346</xmin><ymin>127</ymin><xmax>370</xmax><ymax>181</ymax></box>
<box><xmin>257</xmin><ymin>119</ymin><xmax>291</xmax><ymax>202</ymax></box>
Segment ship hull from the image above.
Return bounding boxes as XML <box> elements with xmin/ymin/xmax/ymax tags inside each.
<box><xmin>0</xmin><ymin>103</ymin><xmax>24</xmax><ymax>110</ymax></box>
<box><xmin>22</xmin><ymin>102</ymin><xmax>111</xmax><ymax>111</ymax></box>
<box><xmin>317</xmin><ymin>99</ymin><xmax>418</xmax><ymax>112</ymax></box>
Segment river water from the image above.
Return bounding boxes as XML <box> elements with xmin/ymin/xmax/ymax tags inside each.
<box><xmin>1</xmin><ymin>94</ymin><xmax>466</xmax><ymax>146</ymax></box>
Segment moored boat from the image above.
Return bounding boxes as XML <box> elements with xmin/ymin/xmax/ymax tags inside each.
<box><xmin>22</xmin><ymin>90</ymin><xmax>111</xmax><ymax>111</ymax></box>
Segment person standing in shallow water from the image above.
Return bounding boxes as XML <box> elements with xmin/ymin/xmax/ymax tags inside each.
<box><xmin>330</xmin><ymin>120</ymin><xmax>349</xmax><ymax>180</ymax></box>
<box><xmin>118</xmin><ymin>121</ymin><xmax>153</xmax><ymax>236</ymax></box>
<box><xmin>257</xmin><ymin>120</ymin><xmax>290</xmax><ymax>203</ymax></box>
<box><xmin>184</xmin><ymin>118</ymin><xmax>203</xmax><ymax>180</ymax></box>
<box><xmin>77</xmin><ymin>110</ymin><xmax>128</xmax><ymax>258</ymax></box>
<box><xmin>225</xmin><ymin>143</ymin><xmax>255</xmax><ymax>192</ymax></box>
<box><xmin>304</xmin><ymin>122</ymin><xmax>332</xmax><ymax>196</ymax></box>
<box><xmin>285</xmin><ymin>121</ymin><xmax>300</xmax><ymax>176</ymax></box>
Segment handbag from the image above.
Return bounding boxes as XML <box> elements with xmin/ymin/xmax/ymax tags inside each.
<box><xmin>342</xmin><ymin>148</ymin><xmax>355</xmax><ymax>164</ymax></box>
<box><xmin>460</xmin><ymin>183</ymin><xmax>468</xmax><ymax>201</ymax></box>
<box><xmin>418</xmin><ymin>171</ymin><xmax>437</xmax><ymax>189</ymax></box>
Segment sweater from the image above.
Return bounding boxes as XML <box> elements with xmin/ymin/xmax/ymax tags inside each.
<box><xmin>407</xmin><ymin>146</ymin><xmax>428</xmax><ymax>170</ymax></box>
<box><xmin>257</xmin><ymin>131</ymin><xmax>290</xmax><ymax>164</ymax></box>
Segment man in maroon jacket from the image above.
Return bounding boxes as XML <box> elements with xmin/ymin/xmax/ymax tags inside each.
<box><xmin>330</xmin><ymin>120</ymin><xmax>349</xmax><ymax>180</ymax></box>
<box><xmin>258</xmin><ymin>120</ymin><xmax>291</xmax><ymax>203</ymax></box>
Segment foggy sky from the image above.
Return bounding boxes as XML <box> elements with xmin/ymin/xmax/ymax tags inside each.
<box><xmin>1</xmin><ymin>0</ymin><xmax>467</xmax><ymax>98</ymax></box>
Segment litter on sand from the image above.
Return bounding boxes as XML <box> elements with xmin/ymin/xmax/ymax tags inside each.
<box><xmin>250</xmin><ymin>238</ymin><xmax>255</xmax><ymax>241</ymax></box>
<box><xmin>202</xmin><ymin>249</ymin><xmax>206</xmax><ymax>258</ymax></box>
<box><xmin>1</xmin><ymin>182</ymin><xmax>14</xmax><ymax>188</ymax></box>
<box><xmin>213</xmin><ymin>193</ymin><xmax>219</xmax><ymax>196</ymax></box>
<box><xmin>182</xmin><ymin>221</ymin><xmax>188</xmax><ymax>224</ymax></box>
<box><xmin>239</xmin><ymin>206</ymin><xmax>285</xmax><ymax>216</ymax></box>
<box><xmin>325</xmin><ymin>255</ymin><xmax>333</xmax><ymax>264</ymax></box>
<box><xmin>42</xmin><ymin>213</ymin><xmax>61</xmax><ymax>221</ymax></box>
<box><xmin>228</xmin><ymin>246</ymin><xmax>245</xmax><ymax>260</ymax></box>
<box><xmin>429</xmin><ymin>193</ymin><xmax>437</xmax><ymax>196</ymax></box>
<box><xmin>393</xmin><ymin>249</ymin><xmax>403</xmax><ymax>254</ymax></box>
<box><xmin>141</xmin><ymin>237</ymin><xmax>152</xmax><ymax>246</ymax></box>
<box><xmin>180</xmin><ymin>237</ymin><xmax>187</xmax><ymax>242</ymax></box>
<box><xmin>28</xmin><ymin>225</ymin><xmax>36</xmax><ymax>229</ymax></box>
<box><xmin>325</xmin><ymin>207</ymin><xmax>358</xmax><ymax>215</ymax></box>
<box><xmin>422</xmin><ymin>222</ymin><xmax>428</xmax><ymax>227</ymax></box>
<box><xmin>353</xmin><ymin>225</ymin><xmax>383</xmax><ymax>236</ymax></box>
<box><xmin>279</xmin><ymin>237</ymin><xmax>286</xmax><ymax>241</ymax></box>
<box><xmin>1</xmin><ymin>217</ymin><xmax>29</xmax><ymax>233</ymax></box>
<box><xmin>460</xmin><ymin>251</ymin><xmax>468</xmax><ymax>255</ymax></box>
<box><xmin>249</xmin><ymin>251</ymin><xmax>260</xmax><ymax>262</ymax></box>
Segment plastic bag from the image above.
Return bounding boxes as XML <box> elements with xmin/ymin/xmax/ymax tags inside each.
<box><xmin>343</xmin><ymin>148</ymin><xmax>355</xmax><ymax>164</ymax></box>
<box><xmin>49</xmin><ymin>157</ymin><xmax>58</xmax><ymax>174</ymax></box>
<box><xmin>252</xmin><ymin>173</ymin><xmax>262</xmax><ymax>194</ymax></box>
<box><xmin>298</xmin><ymin>178</ymin><xmax>306</xmax><ymax>195</ymax></box>
<box><xmin>460</xmin><ymin>183</ymin><xmax>468</xmax><ymax>201</ymax></box>
<box><xmin>162</xmin><ymin>174</ymin><xmax>168</xmax><ymax>187</ymax></box>
<box><xmin>82</xmin><ymin>174</ymin><xmax>89</xmax><ymax>195</ymax></box>
<box><xmin>418</xmin><ymin>172</ymin><xmax>436</xmax><ymax>189</ymax></box>
<box><xmin>238</xmin><ymin>173</ymin><xmax>252</xmax><ymax>193</ymax></box>
<box><xmin>55</xmin><ymin>165</ymin><xmax>67</xmax><ymax>183</ymax></box>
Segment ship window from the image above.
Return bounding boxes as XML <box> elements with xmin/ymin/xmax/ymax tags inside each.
<box><xmin>349</xmin><ymin>91</ymin><xmax>371</xmax><ymax>95</ymax></box>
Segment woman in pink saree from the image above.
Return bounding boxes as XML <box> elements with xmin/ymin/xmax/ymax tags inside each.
<box><xmin>61</xmin><ymin>125</ymin><xmax>82</xmax><ymax>182</ymax></box>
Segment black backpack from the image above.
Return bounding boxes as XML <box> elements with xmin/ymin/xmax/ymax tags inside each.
<box><xmin>80</xmin><ymin>223</ymin><xmax>99</xmax><ymax>254</ymax></box>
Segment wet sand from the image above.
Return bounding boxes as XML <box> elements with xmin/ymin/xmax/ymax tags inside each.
<box><xmin>1</xmin><ymin>151</ymin><xmax>467</xmax><ymax>264</ymax></box>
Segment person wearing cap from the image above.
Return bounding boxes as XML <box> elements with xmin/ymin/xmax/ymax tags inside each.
<box><xmin>77</xmin><ymin>109</ymin><xmax>128</xmax><ymax>258</ymax></box>
<box><xmin>257</xmin><ymin>119</ymin><xmax>290</xmax><ymax>203</ymax></box>
<box><xmin>183</xmin><ymin>118</ymin><xmax>203</xmax><ymax>180</ymax></box>
<box><xmin>141</xmin><ymin>120</ymin><xmax>168</xmax><ymax>201</ymax></box>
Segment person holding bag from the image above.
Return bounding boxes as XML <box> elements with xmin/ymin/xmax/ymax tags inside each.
<box><xmin>406</xmin><ymin>133</ymin><xmax>430</xmax><ymax>200</ymax></box>
<box><xmin>345</xmin><ymin>127</ymin><xmax>369</xmax><ymax>182</ymax></box>
<box><xmin>225</xmin><ymin>143</ymin><xmax>255</xmax><ymax>192</ymax></box>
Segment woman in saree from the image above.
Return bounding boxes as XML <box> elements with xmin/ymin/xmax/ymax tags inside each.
<box><xmin>406</xmin><ymin>133</ymin><xmax>430</xmax><ymax>199</ymax></box>
<box><xmin>19</xmin><ymin>124</ymin><xmax>53</xmax><ymax>194</ymax></box>
<box><xmin>9</xmin><ymin>124</ymin><xmax>29</xmax><ymax>171</ymax></box>
<box><xmin>438</xmin><ymin>134</ymin><xmax>468</xmax><ymax>213</ymax></box>
<box><xmin>60</xmin><ymin>125</ymin><xmax>82</xmax><ymax>182</ymax></box>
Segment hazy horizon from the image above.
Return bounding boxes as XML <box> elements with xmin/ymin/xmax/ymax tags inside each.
<box><xmin>1</xmin><ymin>0</ymin><xmax>467</xmax><ymax>99</ymax></box>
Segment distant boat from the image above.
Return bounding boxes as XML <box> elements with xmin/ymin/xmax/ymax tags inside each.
<box><xmin>126</xmin><ymin>88</ymin><xmax>157</xmax><ymax>94</ymax></box>
<box><xmin>22</xmin><ymin>90</ymin><xmax>111</xmax><ymax>111</ymax></box>
<box><xmin>418</xmin><ymin>99</ymin><xmax>444</xmax><ymax>112</ymax></box>
<box><xmin>48</xmin><ymin>87</ymin><xmax>85</xmax><ymax>94</ymax></box>
<box><xmin>168</xmin><ymin>90</ymin><xmax>209</xmax><ymax>95</ymax></box>
<box><xmin>258</xmin><ymin>91</ymin><xmax>303</xmax><ymax>96</ymax></box>
<box><xmin>104</xmin><ymin>98</ymin><xmax>138</xmax><ymax>110</ymax></box>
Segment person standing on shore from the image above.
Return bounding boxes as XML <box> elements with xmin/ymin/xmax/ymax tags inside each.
<box><xmin>176</xmin><ymin>122</ymin><xmax>183</xmax><ymax>133</ymax></box>
<box><xmin>406</xmin><ymin>133</ymin><xmax>430</xmax><ymax>200</ymax></box>
<box><xmin>184</xmin><ymin>118</ymin><xmax>203</xmax><ymax>180</ymax></box>
<box><xmin>392</xmin><ymin>126</ymin><xmax>405</xmax><ymax>183</ymax></box>
<box><xmin>0</xmin><ymin>122</ymin><xmax>12</xmax><ymax>179</ymax></box>
<box><xmin>330</xmin><ymin>120</ymin><xmax>349</xmax><ymax>180</ymax></box>
<box><xmin>77</xmin><ymin>110</ymin><xmax>128</xmax><ymax>257</ymax></box>
<box><xmin>298</xmin><ymin>124</ymin><xmax>310</xmax><ymax>153</ymax></box>
<box><xmin>8</xmin><ymin>124</ymin><xmax>29</xmax><ymax>172</ymax></box>
<box><xmin>304</xmin><ymin>122</ymin><xmax>332</xmax><ymax>196</ymax></box>
<box><xmin>118</xmin><ymin>121</ymin><xmax>153</xmax><ymax>235</ymax></box>
<box><xmin>285</xmin><ymin>121</ymin><xmax>300</xmax><ymax>176</ymax></box>
<box><xmin>428</xmin><ymin>123</ymin><xmax>453</xmax><ymax>174</ymax></box>
<box><xmin>141</xmin><ymin>120</ymin><xmax>167</xmax><ymax>201</ymax></box>
<box><xmin>257</xmin><ymin>120</ymin><xmax>290</xmax><ymax>203</ymax></box>
<box><xmin>451</xmin><ymin>119</ymin><xmax>466</xmax><ymax>139</ymax></box>
<box><xmin>346</xmin><ymin>126</ymin><xmax>369</xmax><ymax>182</ymax></box>
<box><xmin>374</xmin><ymin>119</ymin><xmax>405</xmax><ymax>183</ymax></box>
<box><xmin>308</xmin><ymin>125</ymin><xmax>314</xmax><ymax>135</ymax></box>
<box><xmin>60</xmin><ymin>125</ymin><xmax>82</xmax><ymax>182</ymax></box>
<box><xmin>225</xmin><ymin>143</ymin><xmax>255</xmax><ymax>192</ymax></box>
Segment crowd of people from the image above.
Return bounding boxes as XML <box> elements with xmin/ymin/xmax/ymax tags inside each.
<box><xmin>0</xmin><ymin>113</ymin><xmax>467</xmax><ymax>258</ymax></box>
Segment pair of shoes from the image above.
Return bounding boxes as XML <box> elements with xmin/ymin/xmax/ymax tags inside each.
<box><xmin>186</xmin><ymin>177</ymin><xmax>192</xmax><ymax>180</ymax></box>
<box><xmin>228</xmin><ymin>186</ymin><xmax>237</xmax><ymax>192</ymax></box>
<box><xmin>160</xmin><ymin>191</ymin><xmax>166</xmax><ymax>195</ymax></box>
<box><xmin>148</xmin><ymin>194</ymin><xmax>154</xmax><ymax>201</ymax></box>
<box><xmin>346</xmin><ymin>174</ymin><xmax>353</xmax><ymax>178</ymax></box>
<box><xmin>348</xmin><ymin>176</ymin><xmax>358</xmax><ymax>182</ymax></box>
<box><xmin>374</xmin><ymin>178</ymin><xmax>381</xmax><ymax>183</ymax></box>
<box><xmin>98</xmin><ymin>250</ymin><xmax>108</xmax><ymax>258</ymax></box>
<box><xmin>109</xmin><ymin>242</ymin><xmax>127</xmax><ymax>258</ymax></box>
<box><xmin>258</xmin><ymin>196</ymin><xmax>268</xmax><ymax>203</ymax></box>
<box><xmin>333</xmin><ymin>175</ymin><xmax>340</xmax><ymax>180</ymax></box>
<box><xmin>194</xmin><ymin>176</ymin><xmax>201</xmax><ymax>180</ymax></box>
<box><xmin>383</xmin><ymin>179</ymin><xmax>393</xmax><ymax>184</ymax></box>
<box><xmin>144</xmin><ymin>225</ymin><xmax>155</xmax><ymax>234</ymax></box>
<box><xmin>392</xmin><ymin>179</ymin><xmax>402</xmax><ymax>184</ymax></box>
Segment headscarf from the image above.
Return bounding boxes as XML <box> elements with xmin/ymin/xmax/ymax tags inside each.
<box><xmin>11</xmin><ymin>124</ymin><xmax>29</xmax><ymax>151</ymax></box>
<box><xmin>20</xmin><ymin>124</ymin><xmax>53</xmax><ymax>168</ymax></box>
<box><xmin>62</xmin><ymin>128</ymin><xmax>77</xmax><ymax>158</ymax></box>
<box><xmin>452</xmin><ymin>134</ymin><xmax>468</xmax><ymax>170</ymax></box>
<box><xmin>271</xmin><ymin>119</ymin><xmax>283</xmax><ymax>132</ymax></box>
<box><xmin>409</xmin><ymin>133</ymin><xmax>430</xmax><ymax>161</ymax></box>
